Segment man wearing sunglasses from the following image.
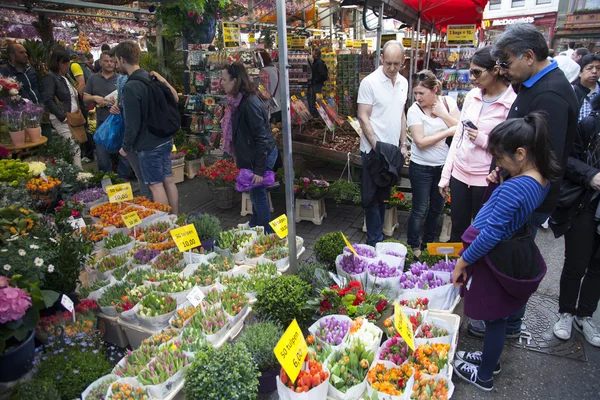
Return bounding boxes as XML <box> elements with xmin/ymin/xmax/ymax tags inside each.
<box><xmin>466</xmin><ymin>24</ymin><xmax>579</xmax><ymax>340</ymax></box>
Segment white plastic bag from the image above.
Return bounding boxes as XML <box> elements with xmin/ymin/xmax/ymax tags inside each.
<box><xmin>276</xmin><ymin>364</ymin><xmax>330</xmax><ymax>400</ymax></box>
<box><xmin>106</xmin><ymin>240</ymin><xmax>135</xmax><ymax>256</ymax></box>
<box><xmin>183</xmin><ymin>251</ymin><xmax>217</xmax><ymax>265</ymax></box>
<box><xmin>366</xmin><ymin>360</ymin><xmax>415</xmax><ymax>400</ymax></box>
<box><xmin>105</xmin><ymin>377</ymin><xmax>147</xmax><ymax>399</ymax></box>
<box><xmin>414</xmin><ymin>317</ymin><xmax>455</xmax><ymax>347</ymax></box>
<box><xmin>137</xmin><ymin>309</ymin><xmax>176</xmax><ymax>330</ymax></box>
<box><xmin>118</xmin><ymin>303</ymin><xmax>140</xmax><ymax>324</ymax></box>
<box><xmin>81</xmin><ymin>374</ymin><xmax>119</xmax><ymax>400</ymax></box>
<box><xmin>398</xmin><ymin>284</ymin><xmax>459</xmax><ymax>311</ymax></box>
<box><xmin>343</xmin><ymin>320</ymin><xmax>383</xmax><ymax>357</ymax></box>
<box><xmin>375</xmin><ymin>242</ymin><xmax>408</xmax><ymax>258</ymax></box>
<box><xmin>324</xmin><ymin>346</ymin><xmax>367</xmax><ymax>400</ymax></box>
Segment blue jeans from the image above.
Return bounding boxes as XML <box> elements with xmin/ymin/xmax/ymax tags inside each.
<box><xmin>249</xmin><ymin>148</ymin><xmax>278</xmax><ymax>233</ymax></box>
<box><xmin>126</xmin><ymin>152</ymin><xmax>152</xmax><ymax>200</ymax></box>
<box><xmin>96</xmin><ymin>143</ymin><xmax>131</xmax><ymax>179</ymax></box>
<box><xmin>407</xmin><ymin>162</ymin><xmax>445</xmax><ymax>250</ymax></box>
<box><xmin>138</xmin><ymin>142</ymin><xmax>172</xmax><ymax>185</ymax></box>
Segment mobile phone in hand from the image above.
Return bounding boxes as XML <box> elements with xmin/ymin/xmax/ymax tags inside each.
<box><xmin>463</xmin><ymin>120</ymin><xmax>478</xmax><ymax>130</ymax></box>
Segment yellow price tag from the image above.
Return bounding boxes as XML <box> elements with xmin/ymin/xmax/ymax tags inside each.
<box><xmin>341</xmin><ymin>233</ymin><xmax>357</xmax><ymax>256</ymax></box>
<box><xmin>269</xmin><ymin>215</ymin><xmax>288</xmax><ymax>239</ymax></box>
<box><xmin>301</xmin><ymin>91</ymin><xmax>305</xmax><ymax>97</ymax></box>
<box><xmin>394</xmin><ymin>301</ymin><xmax>415</xmax><ymax>351</ymax></box>
<box><xmin>274</xmin><ymin>319</ymin><xmax>308</xmax><ymax>384</ymax></box>
<box><xmin>172</xmin><ymin>144</ymin><xmax>177</xmax><ymax>152</ymax></box>
<box><xmin>291</xmin><ymin>95</ymin><xmax>298</xmax><ymax>102</ymax></box>
<box><xmin>121</xmin><ymin>211</ymin><xmax>141</xmax><ymax>228</ymax></box>
<box><xmin>170</xmin><ymin>224</ymin><xmax>201</xmax><ymax>252</ymax></box>
<box><xmin>316</xmin><ymin>93</ymin><xmax>323</xmax><ymax>99</ymax></box>
<box><xmin>427</xmin><ymin>242</ymin><xmax>463</xmax><ymax>258</ymax></box>
<box><xmin>107</xmin><ymin>183</ymin><xmax>133</xmax><ymax>203</ymax></box>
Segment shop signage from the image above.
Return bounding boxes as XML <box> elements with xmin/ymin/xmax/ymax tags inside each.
<box><xmin>486</xmin><ymin>16</ymin><xmax>535</xmax><ymax>27</ymax></box>
<box><xmin>402</xmin><ymin>38</ymin><xmax>412</xmax><ymax>47</ymax></box>
<box><xmin>345</xmin><ymin>38</ymin><xmax>354</xmax><ymax>47</ymax></box>
<box><xmin>447</xmin><ymin>24</ymin><xmax>476</xmax><ymax>46</ymax></box>
<box><xmin>394</xmin><ymin>301</ymin><xmax>415</xmax><ymax>351</ymax></box>
<box><xmin>248</xmin><ymin>33</ymin><xmax>256</xmax><ymax>43</ymax></box>
<box><xmin>274</xmin><ymin>319</ymin><xmax>308</xmax><ymax>383</ymax></box>
<box><xmin>381</xmin><ymin>34</ymin><xmax>397</xmax><ymax>47</ymax></box>
<box><xmin>122</xmin><ymin>211</ymin><xmax>142</xmax><ymax>228</ymax></box>
<box><xmin>287</xmin><ymin>36</ymin><xmax>306</xmax><ymax>48</ymax></box>
<box><xmin>170</xmin><ymin>224</ymin><xmax>201</xmax><ymax>252</ymax></box>
<box><xmin>222</xmin><ymin>22</ymin><xmax>241</xmax><ymax>48</ymax></box>
<box><xmin>269</xmin><ymin>214</ymin><xmax>288</xmax><ymax>239</ymax></box>
<box><xmin>427</xmin><ymin>242</ymin><xmax>463</xmax><ymax>258</ymax></box>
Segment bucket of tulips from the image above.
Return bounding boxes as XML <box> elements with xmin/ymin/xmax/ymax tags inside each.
<box><xmin>344</xmin><ymin>317</ymin><xmax>383</xmax><ymax>357</ymax></box>
<box><xmin>383</xmin><ymin>310</ymin><xmax>427</xmax><ymax>340</ymax></box>
<box><xmin>325</xmin><ymin>341</ymin><xmax>375</xmax><ymax>400</ymax></box>
<box><xmin>81</xmin><ymin>374</ymin><xmax>119</xmax><ymax>400</ymax></box>
<box><xmin>276</xmin><ymin>359</ymin><xmax>330</xmax><ymax>400</ymax></box>
<box><xmin>409</xmin><ymin>343</ymin><xmax>451</xmax><ymax>377</ymax></box>
<box><xmin>400</xmin><ymin>263</ymin><xmax>458</xmax><ymax>311</ymax></box>
<box><xmin>409</xmin><ymin>369</ymin><xmax>454</xmax><ymax>400</ymax></box>
<box><xmin>335</xmin><ymin>253</ymin><xmax>368</xmax><ymax>282</ymax></box>
<box><xmin>138</xmin><ymin>342</ymin><xmax>192</xmax><ymax>399</ymax></box>
<box><xmin>309</xmin><ymin>315</ymin><xmax>352</xmax><ymax>351</ymax></box>
<box><xmin>263</xmin><ymin>247</ymin><xmax>290</xmax><ymax>271</ymax></box>
<box><xmin>136</xmin><ymin>294</ymin><xmax>178</xmax><ymax>330</ymax></box>
<box><xmin>185</xmin><ymin>262</ymin><xmax>219</xmax><ymax>292</ymax></box>
<box><xmin>113</xmin><ymin>342</ymin><xmax>160</xmax><ymax>378</ymax></box>
<box><xmin>366</xmin><ymin>361</ymin><xmax>415</xmax><ymax>400</ymax></box>
<box><xmin>375</xmin><ymin>242</ymin><xmax>408</xmax><ymax>260</ymax></box>
<box><xmin>376</xmin><ymin>335</ymin><xmax>412</xmax><ymax>366</ymax></box>
<box><xmin>106</xmin><ymin>379</ymin><xmax>150</xmax><ymax>400</ymax></box>
<box><xmin>155</xmin><ymin>277</ymin><xmax>196</xmax><ymax>304</ymax></box>
<box><xmin>414</xmin><ymin>318</ymin><xmax>454</xmax><ymax>347</ymax></box>
<box><xmin>187</xmin><ymin>303</ymin><xmax>230</xmax><ymax>345</ymax></box>
<box><xmin>169</xmin><ymin>302</ymin><xmax>200</xmax><ymax>329</ymax></box>
<box><xmin>98</xmin><ymin>282</ymin><xmax>132</xmax><ymax>316</ymax></box>
<box><xmin>220</xmin><ymin>286</ymin><xmax>250</xmax><ymax>325</ymax></box>
<box><xmin>104</xmin><ymin>231</ymin><xmax>135</xmax><ymax>255</ymax></box>
<box><xmin>117</xmin><ymin>284</ymin><xmax>156</xmax><ymax>323</ymax></box>
<box><xmin>343</xmin><ymin>243</ymin><xmax>377</xmax><ymax>261</ymax></box>
<box><xmin>367</xmin><ymin>255</ymin><xmax>404</xmax><ymax>298</ymax></box>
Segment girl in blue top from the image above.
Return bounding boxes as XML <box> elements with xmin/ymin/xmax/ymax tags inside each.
<box><xmin>451</xmin><ymin>112</ymin><xmax>560</xmax><ymax>392</ymax></box>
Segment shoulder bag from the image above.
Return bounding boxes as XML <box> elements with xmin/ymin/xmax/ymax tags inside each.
<box><xmin>54</xmin><ymin>76</ymin><xmax>87</xmax><ymax>144</ymax></box>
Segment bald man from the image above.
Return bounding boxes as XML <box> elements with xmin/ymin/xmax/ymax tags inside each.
<box><xmin>0</xmin><ymin>43</ymin><xmax>42</xmax><ymax>103</ymax></box>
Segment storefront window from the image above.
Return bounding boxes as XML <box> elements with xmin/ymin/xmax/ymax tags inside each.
<box><xmin>536</xmin><ymin>0</ymin><xmax>552</xmax><ymax>4</ymax></box>
<box><xmin>489</xmin><ymin>0</ymin><xmax>501</xmax><ymax>10</ymax></box>
<box><xmin>512</xmin><ymin>0</ymin><xmax>525</xmax><ymax>7</ymax></box>
<box><xmin>571</xmin><ymin>0</ymin><xmax>600</xmax><ymax>11</ymax></box>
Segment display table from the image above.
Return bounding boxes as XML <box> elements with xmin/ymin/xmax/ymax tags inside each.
<box><xmin>4</xmin><ymin>136</ymin><xmax>48</xmax><ymax>158</ymax></box>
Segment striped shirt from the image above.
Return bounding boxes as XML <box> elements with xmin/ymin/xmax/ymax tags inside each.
<box><xmin>462</xmin><ymin>176</ymin><xmax>550</xmax><ymax>264</ymax></box>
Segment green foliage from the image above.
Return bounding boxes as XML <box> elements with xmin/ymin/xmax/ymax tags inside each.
<box><xmin>328</xmin><ymin>180</ymin><xmax>361</xmax><ymax>205</ymax></box>
<box><xmin>297</xmin><ymin>261</ymin><xmax>329</xmax><ymax>294</ymax></box>
<box><xmin>35</xmin><ymin>334</ymin><xmax>112</xmax><ymax>400</ymax></box>
<box><xmin>173</xmin><ymin>128</ymin><xmax>187</xmax><ymax>149</ymax></box>
<box><xmin>313</xmin><ymin>232</ymin><xmax>346</xmax><ymax>270</ymax></box>
<box><xmin>184</xmin><ymin>342</ymin><xmax>259</xmax><ymax>400</ymax></box>
<box><xmin>9</xmin><ymin>380</ymin><xmax>60</xmax><ymax>400</ymax></box>
<box><xmin>419</xmin><ymin>248</ymin><xmax>458</xmax><ymax>265</ymax></box>
<box><xmin>86</xmin><ymin>171</ymin><xmax>126</xmax><ymax>187</ymax></box>
<box><xmin>254</xmin><ymin>275</ymin><xmax>312</xmax><ymax>328</ymax></box>
<box><xmin>39</xmin><ymin>134</ymin><xmax>75</xmax><ymax>165</ymax></box>
<box><xmin>237</xmin><ymin>321</ymin><xmax>282</xmax><ymax>371</ymax></box>
<box><xmin>188</xmin><ymin>213</ymin><xmax>221</xmax><ymax>240</ymax></box>
<box><xmin>139</xmin><ymin>39</ymin><xmax>185</xmax><ymax>93</ymax></box>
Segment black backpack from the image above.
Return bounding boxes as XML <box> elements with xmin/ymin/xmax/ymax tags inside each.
<box><xmin>127</xmin><ymin>73</ymin><xmax>180</xmax><ymax>138</ymax></box>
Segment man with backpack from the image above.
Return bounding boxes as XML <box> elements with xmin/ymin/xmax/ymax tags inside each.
<box><xmin>112</xmin><ymin>41</ymin><xmax>180</xmax><ymax>213</ymax></box>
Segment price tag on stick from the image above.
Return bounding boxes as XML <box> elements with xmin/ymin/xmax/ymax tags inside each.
<box><xmin>341</xmin><ymin>233</ymin><xmax>357</xmax><ymax>256</ymax></box>
<box><xmin>269</xmin><ymin>215</ymin><xmax>288</xmax><ymax>239</ymax></box>
<box><xmin>394</xmin><ymin>301</ymin><xmax>415</xmax><ymax>351</ymax></box>
<box><xmin>186</xmin><ymin>286</ymin><xmax>205</xmax><ymax>308</ymax></box>
<box><xmin>274</xmin><ymin>319</ymin><xmax>308</xmax><ymax>384</ymax></box>
<box><xmin>61</xmin><ymin>294</ymin><xmax>76</xmax><ymax>323</ymax></box>
<box><xmin>122</xmin><ymin>211</ymin><xmax>142</xmax><ymax>229</ymax></box>
<box><xmin>107</xmin><ymin>182</ymin><xmax>133</xmax><ymax>203</ymax></box>
<box><xmin>170</xmin><ymin>224</ymin><xmax>201</xmax><ymax>252</ymax></box>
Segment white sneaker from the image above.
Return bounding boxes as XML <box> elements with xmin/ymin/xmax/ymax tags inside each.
<box><xmin>553</xmin><ymin>313</ymin><xmax>574</xmax><ymax>340</ymax></box>
<box><xmin>573</xmin><ymin>316</ymin><xmax>600</xmax><ymax>347</ymax></box>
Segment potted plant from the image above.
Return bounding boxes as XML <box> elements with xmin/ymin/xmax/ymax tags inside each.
<box><xmin>197</xmin><ymin>159</ymin><xmax>239</xmax><ymax>209</ymax></box>
<box><xmin>22</xmin><ymin>102</ymin><xmax>43</xmax><ymax>143</ymax></box>
<box><xmin>182</xmin><ymin>141</ymin><xmax>206</xmax><ymax>178</ymax></box>
<box><xmin>188</xmin><ymin>212</ymin><xmax>221</xmax><ymax>250</ymax></box>
<box><xmin>155</xmin><ymin>0</ymin><xmax>226</xmax><ymax>43</ymax></box>
<box><xmin>184</xmin><ymin>342</ymin><xmax>259</xmax><ymax>399</ymax></box>
<box><xmin>4</xmin><ymin>106</ymin><xmax>25</xmax><ymax>147</ymax></box>
<box><xmin>0</xmin><ymin>76</ymin><xmax>24</xmax><ymax>146</ymax></box>
<box><xmin>237</xmin><ymin>321</ymin><xmax>283</xmax><ymax>393</ymax></box>
<box><xmin>294</xmin><ymin>177</ymin><xmax>329</xmax><ymax>225</ymax></box>
<box><xmin>0</xmin><ymin>275</ymin><xmax>59</xmax><ymax>382</ymax></box>
<box><xmin>254</xmin><ymin>275</ymin><xmax>312</xmax><ymax>329</ymax></box>
<box><xmin>313</xmin><ymin>231</ymin><xmax>346</xmax><ymax>270</ymax></box>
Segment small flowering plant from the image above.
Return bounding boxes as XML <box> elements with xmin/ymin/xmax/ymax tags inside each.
<box><xmin>137</xmin><ymin>343</ymin><xmax>190</xmax><ymax>385</ymax></box>
<box><xmin>367</xmin><ymin>362</ymin><xmax>414</xmax><ymax>396</ymax></box>
<box><xmin>388</xmin><ymin>188</ymin><xmax>412</xmax><ymax>211</ymax></box>
<box><xmin>309</xmin><ymin>280</ymin><xmax>389</xmax><ymax>322</ymax></box>
<box><xmin>0</xmin><ymin>205</ymin><xmax>39</xmax><ymax>243</ymax></box>
<box><xmin>409</xmin><ymin>343</ymin><xmax>450</xmax><ymax>376</ymax></box>
<box><xmin>328</xmin><ymin>341</ymin><xmax>374</xmax><ymax>393</ymax></box>
<box><xmin>294</xmin><ymin>177</ymin><xmax>330</xmax><ymax>199</ymax></box>
<box><xmin>72</xmin><ymin>187</ymin><xmax>106</xmax><ymax>204</ymax></box>
<box><xmin>378</xmin><ymin>335</ymin><xmax>411</xmax><ymax>365</ymax></box>
<box><xmin>54</xmin><ymin>200</ymin><xmax>84</xmax><ymax>224</ymax></box>
<box><xmin>182</xmin><ymin>142</ymin><xmax>206</xmax><ymax>160</ymax></box>
<box><xmin>189</xmin><ymin>304</ymin><xmax>228</xmax><ymax>335</ymax></box>
<box><xmin>197</xmin><ymin>159</ymin><xmax>240</xmax><ymax>187</ymax></box>
<box><xmin>0</xmin><ymin>234</ymin><xmax>56</xmax><ymax>283</ymax></box>
<box><xmin>22</xmin><ymin>102</ymin><xmax>44</xmax><ymax>128</ymax></box>
<box><xmin>109</xmin><ymin>382</ymin><xmax>150</xmax><ymax>399</ymax></box>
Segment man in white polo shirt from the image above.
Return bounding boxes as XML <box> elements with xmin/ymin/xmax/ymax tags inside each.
<box><xmin>357</xmin><ymin>40</ymin><xmax>409</xmax><ymax>246</ymax></box>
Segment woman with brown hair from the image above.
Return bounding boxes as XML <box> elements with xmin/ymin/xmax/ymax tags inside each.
<box><xmin>221</xmin><ymin>62</ymin><xmax>279</xmax><ymax>231</ymax></box>
<box><xmin>406</xmin><ymin>70</ymin><xmax>460</xmax><ymax>257</ymax></box>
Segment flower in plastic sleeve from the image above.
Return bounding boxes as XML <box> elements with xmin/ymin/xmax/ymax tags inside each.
<box><xmin>0</xmin><ymin>286</ymin><xmax>32</xmax><ymax>323</ymax></box>
<box><xmin>48</xmin><ymin>264</ymin><xmax>55</xmax><ymax>273</ymax></box>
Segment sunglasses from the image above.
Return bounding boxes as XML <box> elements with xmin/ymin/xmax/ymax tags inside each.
<box><xmin>469</xmin><ymin>68</ymin><xmax>488</xmax><ymax>78</ymax></box>
<box><xmin>496</xmin><ymin>54</ymin><xmax>523</xmax><ymax>70</ymax></box>
<box><xmin>412</xmin><ymin>72</ymin><xmax>429</xmax><ymax>80</ymax></box>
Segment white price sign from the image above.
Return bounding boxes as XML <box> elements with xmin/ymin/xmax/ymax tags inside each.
<box><xmin>186</xmin><ymin>286</ymin><xmax>205</xmax><ymax>308</ymax></box>
<box><xmin>61</xmin><ymin>294</ymin><xmax>76</xmax><ymax>322</ymax></box>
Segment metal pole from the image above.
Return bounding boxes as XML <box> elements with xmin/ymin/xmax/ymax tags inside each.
<box><xmin>408</xmin><ymin>24</ymin><xmax>415</xmax><ymax>104</ymax></box>
<box><xmin>415</xmin><ymin>16</ymin><xmax>421</xmax><ymax>74</ymax></box>
<box><xmin>276</xmin><ymin>0</ymin><xmax>297</xmax><ymax>273</ymax></box>
<box><xmin>330</xmin><ymin>0</ymin><xmax>334</xmax><ymax>49</ymax></box>
<box><xmin>375</xmin><ymin>1</ymin><xmax>384</xmax><ymax>68</ymax></box>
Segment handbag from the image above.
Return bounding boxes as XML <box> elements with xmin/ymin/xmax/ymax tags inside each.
<box><xmin>54</xmin><ymin>75</ymin><xmax>88</xmax><ymax>144</ymax></box>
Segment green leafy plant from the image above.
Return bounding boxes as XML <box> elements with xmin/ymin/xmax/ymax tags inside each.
<box><xmin>86</xmin><ymin>171</ymin><xmax>126</xmax><ymax>187</ymax></box>
<box><xmin>328</xmin><ymin>180</ymin><xmax>361</xmax><ymax>205</ymax></box>
<box><xmin>297</xmin><ymin>261</ymin><xmax>328</xmax><ymax>294</ymax></box>
<box><xmin>8</xmin><ymin>380</ymin><xmax>60</xmax><ymax>400</ymax></box>
<box><xmin>140</xmin><ymin>39</ymin><xmax>185</xmax><ymax>93</ymax></box>
<box><xmin>184</xmin><ymin>342</ymin><xmax>259</xmax><ymax>400</ymax></box>
<box><xmin>237</xmin><ymin>321</ymin><xmax>282</xmax><ymax>371</ymax></box>
<box><xmin>313</xmin><ymin>231</ymin><xmax>346</xmax><ymax>270</ymax></box>
<box><xmin>39</xmin><ymin>134</ymin><xmax>75</xmax><ymax>165</ymax></box>
<box><xmin>188</xmin><ymin>213</ymin><xmax>221</xmax><ymax>241</ymax></box>
<box><xmin>254</xmin><ymin>275</ymin><xmax>312</xmax><ymax>328</ymax></box>
<box><xmin>104</xmin><ymin>232</ymin><xmax>132</xmax><ymax>250</ymax></box>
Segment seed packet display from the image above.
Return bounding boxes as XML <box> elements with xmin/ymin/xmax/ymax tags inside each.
<box><xmin>291</xmin><ymin>95</ymin><xmax>311</xmax><ymax>124</ymax></box>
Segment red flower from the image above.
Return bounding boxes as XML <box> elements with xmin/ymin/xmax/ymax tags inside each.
<box><xmin>319</xmin><ymin>300</ymin><xmax>332</xmax><ymax>312</ymax></box>
<box><xmin>348</xmin><ymin>281</ymin><xmax>362</xmax><ymax>289</ymax></box>
<box><xmin>352</xmin><ymin>299</ymin><xmax>361</xmax><ymax>306</ymax></box>
<box><xmin>71</xmin><ymin>210</ymin><xmax>81</xmax><ymax>218</ymax></box>
<box><xmin>330</xmin><ymin>285</ymin><xmax>339</xmax><ymax>290</ymax></box>
<box><xmin>376</xmin><ymin>299</ymin><xmax>388</xmax><ymax>314</ymax></box>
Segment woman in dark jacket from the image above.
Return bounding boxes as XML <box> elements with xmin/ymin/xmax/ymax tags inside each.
<box><xmin>221</xmin><ymin>62</ymin><xmax>278</xmax><ymax>231</ymax></box>
<box><xmin>552</xmin><ymin>94</ymin><xmax>600</xmax><ymax>347</ymax></box>
<box><xmin>43</xmin><ymin>50</ymin><xmax>82</xmax><ymax>168</ymax></box>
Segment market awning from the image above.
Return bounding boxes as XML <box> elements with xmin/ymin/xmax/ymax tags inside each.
<box><xmin>401</xmin><ymin>0</ymin><xmax>488</xmax><ymax>30</ymax></box>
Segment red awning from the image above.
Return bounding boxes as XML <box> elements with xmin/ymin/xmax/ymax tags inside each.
<box><xmin>401</xmin><ymin>0</ymin><xmax>489</xmax><ymax>30</ymax></box>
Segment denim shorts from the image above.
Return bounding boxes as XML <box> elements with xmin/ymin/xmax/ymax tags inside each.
<box><xmin>137</xmin><ymin>142</ymin><xmax>172</xmax><ymax>185</ymax></box>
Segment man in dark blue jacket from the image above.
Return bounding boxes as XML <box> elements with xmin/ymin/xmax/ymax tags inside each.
<box><xmin>0</xmin><ymin>43</ymin><xmax>42</xmax><ymax>104</ymax></box>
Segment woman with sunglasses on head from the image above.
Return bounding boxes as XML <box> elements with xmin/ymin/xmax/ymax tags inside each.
<box><xmin>407</xmin><ymin>70</ymin><xmax>461</xmax><ymax>258</ymax></box>
<box><xmin>221</xmin><ymin>62</ymin><xmax>279</xmax><ymax>232</ymax></box>
<box><xmin>439</xmin><ymin>46</ymin><xmax>517</xmax><ymax>243</ymax></box>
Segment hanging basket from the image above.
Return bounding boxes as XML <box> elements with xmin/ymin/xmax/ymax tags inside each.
<box><xmin>210</xmin><ymin>186</ymin><xmax>235</xmax><ymax>210</ymax></box>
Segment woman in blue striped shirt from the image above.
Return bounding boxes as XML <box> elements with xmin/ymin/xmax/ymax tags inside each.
<box><xmin>451</xmin><ymin>112</ymin><xmax>560</xmax><ymax>392</ymax></box>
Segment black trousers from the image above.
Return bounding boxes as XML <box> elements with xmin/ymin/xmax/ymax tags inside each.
<box><xmin>559</xmin><ymin>207</ymin><xmax>600</xmax><ymax>317</ymax></box>
<box><xmin>449</xmin><ymin>176</ymin><xmax>487</xmax><ymax>242</ymax></box>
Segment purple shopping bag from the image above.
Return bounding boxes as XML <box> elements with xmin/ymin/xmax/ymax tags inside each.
<box><xmin>235</xmin><ymin>168</ymin><xmax>275</xmax><ymax>192</ymax></box>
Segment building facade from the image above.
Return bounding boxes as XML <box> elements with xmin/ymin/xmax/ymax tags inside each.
<box><xmin>482</xmin><ymin>0</ymin><xmax>560</xmax><ymax>45</ymax></box>
<box><xmin>554</xmin><ymin>0</ymin><xmax>600</xmax><ymax>52</ymax></box>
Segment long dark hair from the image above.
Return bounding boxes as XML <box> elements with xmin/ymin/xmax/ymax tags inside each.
<box><xmin>48</xmin><ymin>50</ymin><xmax>71</xmax><ymax>73</ymax></box>
<box><xmin>487</xmin><ymin>112</ymin><xmax>561</xmax><ymax>180</ymax></box>
<box><xmin>224</xmin><ymin>62</ymin><xmax>256</xmax><ymax>95</ymax></box>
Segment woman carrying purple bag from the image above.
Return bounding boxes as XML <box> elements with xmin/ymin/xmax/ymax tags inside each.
<box><xmin>221</xmin><ymin>62</ymin><xmax>279</xmax><ymax>232</ymax></box>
